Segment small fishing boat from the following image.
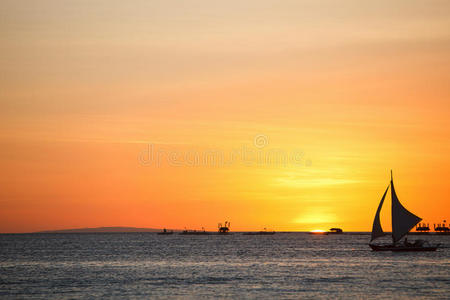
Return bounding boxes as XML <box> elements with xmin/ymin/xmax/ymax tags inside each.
<box><xmin>157</xmin><ymin>228</ymin><xmax>173</xmax><ymax>235</ymax></box>
<box><xmin>243</xmin><ymin>228</ymin><xmax>276</xmax><ymax>235</ymax></box>
<box><xmin>369</xmin><ymin>171</ymin><xmax>440</xmax><ymax>251</ymax></box>
<box><xmin>434</xmin><ymin>221</ymin><xmax>450</xmax><ymax>235</ymax></box>
<box><xmin>179</xmin><ymin>227</ymin><xmax>210</xmax><ymax>235</ymax></box>
<box><xmin>413</xmin><ymin>223</ymin><xmax>431</xmax><ymax>235</ymax></box>
<box><xmin>329</xmin><ymin>228</ymin><xmax>343</xmax><ymax>234</ymax></box>
<box><xmin>218</xmin><ymin>221</ymin><xmax>230</xmax><ymax>234</ymax></box>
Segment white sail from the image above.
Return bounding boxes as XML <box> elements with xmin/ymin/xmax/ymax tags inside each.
<box><xmin>370</xmin><ymin>185</ymin><xmax>390</xmax><ymax>242</ymax></box>
<box><xmin>391</xmin><ymin>178</ymin><xmax>422</xmax><ymax>243</ymax></box>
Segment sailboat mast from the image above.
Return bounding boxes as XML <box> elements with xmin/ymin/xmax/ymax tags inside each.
<box><xmin>391</xmin><ymin>170</ymin><xmax>394</xmax><ymax>245</ymax></box>
<box><xmin>391</xmin><ymin>170</ymin><xmax>395</xmax><ymax>245</ymax></box>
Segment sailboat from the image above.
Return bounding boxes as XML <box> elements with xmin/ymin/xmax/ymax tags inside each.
<box><xmin>369</xmin><ymin>171</ymin><xmax>440</xmax><ymax>251</ymax></box>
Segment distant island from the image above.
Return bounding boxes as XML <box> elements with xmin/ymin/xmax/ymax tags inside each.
<box><xmin>35</xmin><ymin>227</ymin><xmax>170</xmax><ymax>233</ymax></box>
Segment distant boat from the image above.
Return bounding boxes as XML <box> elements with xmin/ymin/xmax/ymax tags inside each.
<box><xmin>369</xmin><ymin>171</ymin><xmax>440</xmax><ymax>251</ymax></box>
<box><xmin>179</xmin><ymin>227</ymin><xmax>210</xmax><ymax>235</ymax></box>
<box><xmin>243</xmin><ymin>228</ymin><xmax>275</xmax><ymax>235</ymax></box>
<box><xmin>434</xmin><ymin>221</ymin><xmax>450</xmax><ymax>235</ymax></box>
<box><xmin>410</xmin><ymin>223</ymin><xmax>430</xmax><ymax>235</ymax></box>
<box><xmin>157</xmin><ymin>228</ymin><xmax>173</xmax><ymax>235</ymax></box>
<box><xmin>218</xmin><ymin>221</ymin><xmax>230</xmax><ymax>234</ymax></box>
<box><xmin>328</xmin><ymin>228</ymin><xmax>343</xmax><ymax>234</ymax></box>
<box><xmin>415</xmin><ymin>222</ymin><xmax>430</xmax><ymax>234</ymax></box>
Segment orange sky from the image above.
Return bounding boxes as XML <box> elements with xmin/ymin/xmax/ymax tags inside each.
<box><xmin>1</xmin><ymin>1</ymin><xmax>450</xmax><ymax>233</ymax></box>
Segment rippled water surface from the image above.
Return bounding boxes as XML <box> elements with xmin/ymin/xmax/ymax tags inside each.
<box><xmin>1</xmin><ymin>233</ymin><xmax>449</xmax><ymax>299</ymax></box>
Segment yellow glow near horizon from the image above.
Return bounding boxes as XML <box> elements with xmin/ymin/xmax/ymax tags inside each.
<box><xmin>293</xmin><ymin>210</ymin><xmax>338</xmax><ymax>226</ymax></box>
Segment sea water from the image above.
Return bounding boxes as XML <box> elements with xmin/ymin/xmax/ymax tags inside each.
<box><xmin>0</xmin><ymin>233</ymin><xmax>449</xmax><ymax>299</ymax></box>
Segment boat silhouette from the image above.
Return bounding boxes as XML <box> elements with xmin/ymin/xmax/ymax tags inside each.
<box><xmin>434</xmin><ymin>221</ymin><xmax>450</xmax><ymax>234</ymax></box>
<box><xmin>218</xmin><ymin>221</ymin><xmax>230</xmax><ymax>234</ymax></box>
<box><xmin>328</xmin><ymin>228</ymin><xmax>343</xmax><ymax>234</ymax></box>
<box><xmin>369</xmin><ymin>171</ymin><xmax>440</xmax><ymax>251</ymax></box>
<box><xmin>243</xmin><ymin>228</ymin><xmax>275</xmax><ymax>235</ymax></box>
<box><xmin>157</xmin><ymin>228</ymin><xmax>173</xmax><ymax>235</ymax></box>
<box><xmin>415</xmin><ymin>223</ymin><xmax>430</xmax><ymax>233</ymax></box>
<box><xmin>179</xmin><ymin>227</ymin><xmax>210</xmax><ymax>235</ymax></box>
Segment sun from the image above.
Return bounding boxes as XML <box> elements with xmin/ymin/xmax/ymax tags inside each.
<box><xmin>309</xmin><ymin>229</ymin><xmax>328</xmax><ymax>235</ymax></box>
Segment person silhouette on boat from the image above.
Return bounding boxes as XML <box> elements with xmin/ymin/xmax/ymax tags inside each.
<box><xmin>404</xmin><ymin>238</ymin><xmax>412</xmax><ymax>247</ymax></box>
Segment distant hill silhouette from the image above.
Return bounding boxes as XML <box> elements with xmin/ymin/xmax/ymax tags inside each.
<box><xmin>35</xmin><ymin>226</ymin><xmax>170</xmax><ymax>233</ymax></box>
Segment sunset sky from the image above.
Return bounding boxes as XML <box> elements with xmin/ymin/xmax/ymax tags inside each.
<box><xmin>1</xmin><ymin>1</ymin><xmax>449</xmax><ymax>233</ymax></box>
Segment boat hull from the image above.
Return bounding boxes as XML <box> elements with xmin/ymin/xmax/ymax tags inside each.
<box><xmin>369</xmin><ymin>244</ymin><xmax>439</xmax><ymax>252</ymax></box>
<box><xmin>243</xmin><ymin>232</ymin><xmax>276</xmax><ymax>235</ymax></box>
